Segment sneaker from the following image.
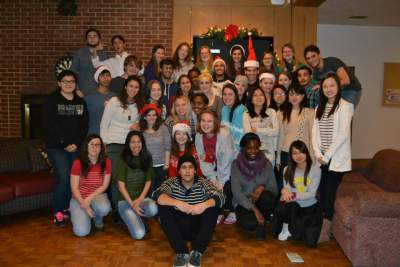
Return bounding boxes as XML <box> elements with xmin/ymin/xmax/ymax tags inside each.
<box><xmin>255</xmin><ymin>225</ymin><xmax>266</xmax><ymax>241</ymax></box>
<box><xmin>53</xmin><ymin>212</ymin><xmax>65</xmax><ymax>227</ymax></box>
<box><xmin>62</xmin><ymin>209</ymin><xmax>70</xmax><ymax>219</ymax></box>
<box><xmin>216</xmin><ymin>215</ymin><xmax>224</xmax><ymax>225</ymax></box>
<box><xmin>188</xmin><ymin>250</ymin><xmax>202</xmax><ymax>267</ymax></box>
<box><xmin>173</xmin><ymin>253</ymin><xmax>189</xmax><ymax>267</ymax></box>
<box><xmin>223</xmin><ymin>212</ymin><xmax>237</xmax><ymax>224</ymax></box>
<box><xmin>278</xmin><ymin>223</ymin><xmax>291</xmax><ymax>241</ymax></box>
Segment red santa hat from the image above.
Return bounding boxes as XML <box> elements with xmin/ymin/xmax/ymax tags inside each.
<box><xmin>244</xmin><ymin>34</ymin><xmax>259</xmax><ymax>69</ymax></box>
<box><xmin>212</xmin><ymin>55</ymin><xmax>226</xmax><ymax>70</ymax></box>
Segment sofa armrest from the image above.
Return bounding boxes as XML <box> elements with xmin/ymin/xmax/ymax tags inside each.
<box><xmin>354</xmin><ymin>191</ymin><xmax>400</xmax><ymax>218</ymax></box>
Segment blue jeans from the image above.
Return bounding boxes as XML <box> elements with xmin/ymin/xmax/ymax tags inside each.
<box><xmin>69</xmin><ymin>193</ymin><xmax>111</xmax><ymax>237</ymax></box>
<box><xmin>118</xmin><ymin>198</ymin><xmax>158</xmax><ymax>240</ymax></box>
<box><xmin>47</xmin><ymin>148</ymin><xmax>79</xmax><ymax>213</ymax></box>
<box><xmin>341</xmin><ymin>89</ymin><xmax>361</xmax><ymax>108</ymax></box>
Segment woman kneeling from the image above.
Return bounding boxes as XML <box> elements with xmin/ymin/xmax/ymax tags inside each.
<box><xmin>116</xmin><ymin>131</ymin><xmax>158</xmax><ymax>240</ymax></box>
<box><xmin>272</xmin><ymin>140</ymin><xmax>322</xmax><ymax>247</ymax></box>
<box><xmin>70</xmin><ymin>134</ymin><xmax>111</xmax><ymax>237</ymax></box>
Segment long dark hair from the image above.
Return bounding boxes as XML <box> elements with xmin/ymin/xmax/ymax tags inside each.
<box><xmin>172</xmin><ymin>42</ymin><xmax>192</xmax><ymax>70</ymax></box>
<box><xmin>145</xmin><ymin>79</ymin><xmax>164</xmax><ymax>110</ymax></box>
<box><xmin>270</xmin><ymin>85</ymin><xmax>288</xmax><ymax>112</ymax></box>
<box><xmin>222</xmin><ymin>83</ymin><xmax>241</xmax><ymax>123</ymax></box>
<box><xmin>170</xmin><ymin>131</ymin><xmax>193</xmax><ymax>157</ymax></box>
<box><xmin>284</xmin><ymin>140</ymin><xmax>312</xmax><ymax>188</ymax></box>
<box><xmin>316</xmin><ymin>73</ymin><xmax>341</xmax><ymax>120</ymax></box>
<box><xmin>119</xmin><ymin>75</ymin><xmax>145</xmax><ymax>110</ymax></box>
<box><xmin>176</xmin><ymin>74</ymin><xmax>193</xmax><ymax>98</ymax></box>
<box><xmin>246</xmin><ymin>88</ymin><xmax>269</xmax><ymax>119</ymax></box>
<box><xmin>139</xmin><ymin>108</ymin><xmax>164</xmax><ymax>131</ymax></box>
<box><xmin>122</xmin><ymin>131</ymin><xmax>152</xmax><ymax>172</ymax></box>
<box><xmin>282</xmin><ymin>84</ymin><xmax>307</xmax><ymax>123</ymax></box>
<box><xmin>227</xmin><ymin>45</ymin><xmax>245</xmax><ymax>77</ymax></box>
<box><xmin>79</xmin><ymin>134</ymin><xmax>107</xmax><ymax>178</ymax></box>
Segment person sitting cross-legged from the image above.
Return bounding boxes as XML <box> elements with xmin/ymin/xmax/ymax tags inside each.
<box><xmin>153</xmin><ymin>155</ymin><xmax>225</xmax><ymax>267</ymax></box>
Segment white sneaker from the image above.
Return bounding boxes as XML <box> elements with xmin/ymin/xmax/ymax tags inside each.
<box><xmin>223</xmin><ymin>212</ymin><xmax>237</xmax><ymax>224</ymax></box>
<box><xmin>216</xmin><ymin>215</ymin><xmax>224</xmax><ymax>225</ymax></box>
<box><xmin>278</xmin><ymin>223</ymin><xmax>291</xmax><ymax>241</ymax></box>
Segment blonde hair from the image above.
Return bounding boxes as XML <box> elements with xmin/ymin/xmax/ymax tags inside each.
<box><xmin>196</xmin><ymin>46</ymin><xmax>213</xmax><ymax>70</ymax></box>
<box><xmin>170</xmin><ymin>95</ymin><xmax>192</xmax><ymax>124</ymax></box>
<box><xmin>198</xmin><ymin>72</ymin><xmax>213</xmax><ymax>83</ymax></box>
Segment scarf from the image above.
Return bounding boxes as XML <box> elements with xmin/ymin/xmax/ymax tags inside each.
<box><xmin>236</xmin><ymin>151</ymin><xmax>268</xmax><ymax>181</ymax></box>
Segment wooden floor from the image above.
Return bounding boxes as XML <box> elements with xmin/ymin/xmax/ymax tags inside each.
<box><xmin>0</xmin><ymin>209</ymin><xmax>351</xmax><ymax>267</ymax></box>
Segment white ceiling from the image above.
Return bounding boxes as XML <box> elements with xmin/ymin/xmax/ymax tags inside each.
<box><xmin>318</xmin><ymin>0</ymin><xmax>400</xmax><ymax>27</ymax></box>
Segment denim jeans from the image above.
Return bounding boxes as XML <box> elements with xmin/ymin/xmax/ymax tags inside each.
<box><xmin>69</xmin><ymin>193</ymin><xmax>111</xmax><ymax>237</ymax></box>
<box><xmin>47</xmin><ymin>148</ymin><xmax>79</xmax><ymax>213</ymax></box>
<box><xmin>118</xmin><ymin>198</ymin><xmax>158</xmax><ymax>240</ymax></box>
<box><xmin>341</xmin><ymin>89</ymin><xmax>361</xmax><ymax>108</ymax></box>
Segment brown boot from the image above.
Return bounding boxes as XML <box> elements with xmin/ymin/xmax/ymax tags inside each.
<box><xmin>318</xmin><ymin>219</ymin><xmax>332</xmax><ymax>243</ymax></box>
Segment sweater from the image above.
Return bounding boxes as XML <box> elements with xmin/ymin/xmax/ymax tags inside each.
<box><xmin>221</xmin><ymin>104</ymin><xmax>246</xmax><ymax>152</ymax></box>
<box><xmin>45</xmin><ymin>90</ymin><xmax>88</xmax><ymax>149</ymax></box>
<box><xmin>100</xmin><ymin>96</ymin><xmax>139</xmax><ymax>145</ymax></box>
<box><xmin>231</xmin><ymin>159</ymin><xmax>278</xmax><ymax>210</ymax></box>
<box><xmin>143</xmin><ymin>124</ymin><xmax>171</xmax><ymax>166</ymax></box>
<box><xmin>283</xmin><ymin>165</ymin><xmax>321</xmax><ymax>208</ymax></box>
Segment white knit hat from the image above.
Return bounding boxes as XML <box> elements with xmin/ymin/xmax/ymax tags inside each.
<box><xmin>172</xmin><ymin>123</ymin><xmax>191</xmax><ymax>138</ymax></box>
<box><xmin>259</xmin><ymin>72</ymin><xmax>276</xmax><ymax>84</ymax></box>
<box><xmin>94</xmin><ymin>65</ymin><xmax>111</xmax><ymax>82</ymax></box>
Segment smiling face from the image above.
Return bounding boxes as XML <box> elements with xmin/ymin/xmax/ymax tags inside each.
<box><xmin>214</xmin><ymin>61</ymin><xmax>225</xmax><ymax>76</ymax></box>
<box><xmin>322</xmin><ymin>77</ymin><xmax>339</xmax><ymax>103</ymax></box>
<box><xmin>200</xmin><ymin>113</ymin><xmax>215</xmax><ymax>134</ymax></box>
<box><xmin>98</xmin><ymin>71</ymin><xmax>111</xmax><ymax>87</ymax></box>
<box><xmin>178</xmin><ymin>162</ymin><xmax>196</xmax><ymax>183</ymax></box>
<box><xmin>126</xmin><ymin>62</ymin><xmax>139</xmax><ymax>76</ymax></box>
<box><xmin>278</xmin><ymin>73</ymin><xmax>291</xmax><ymax>89</ymax></box>
<box><xmin>288</xmin><ymin>90</ymin><xmax>304</xmax><ymax>107</ymax></box>
<box><xmin>125</xmin><ymin>80</ymin><xmax>140</xmax><ymax>100</ymax></box>
<box><xmin>222</xmin><ymin>87</ymin><xmax>236</xmax><ymax>107</ymax></box>
<box><xmin>161</xmin><ymin>64</ymin><xmax>173</xmax><ymax>79</ymax></box>
<box><xmin>273</xmin><ymin>87</ymin><xmax>287</xmax><ymax>105</ymax></box>
<box><xmin>175</xmin><ymin>130</ymin><xmax>189</xmax><ymax>146</ymax></box>
<box><xmin>154</xmin><ymin>48</ymin><xmax>165</xmax><ymax>64</ymax></box>
<box><xmin>179</xmin><ymin>77</ymin><xmax>192</xmax><ymax>96</ymax></box>
<box><xmin>178</xmin><ymin>44</ymin><xmax>189</xmax><ymax>61</ymax></box>
<box><xmin>260</xmin><ymin>78</ymin><xmax>274</xmax><ymax>95</ymax></box>
<box><xmin>235</xmin><ymin>82</ymin><xmax>247</xmax><ymax>98</ymax></box>
<box><xmin>244</xmin><ymin>67</ymin><xmax>258</xmax><ymax>83</ymax></box>
<box><xmin>262</xmin><ymin>53</ymin><xmax>274</xmax><ymax>68</ymax></box>
<box><xmin>291</xmin><ymin>147</ymin><xmax>306</xmax><ymax>165</ymax></box>
<box><xmin>200</xmin><ymin>47</ymin><xmax>211</xmax><ymax>63</ymax></box>
<box><xmin>129</xmin><ymin>135</ymin><xmax>142</xmax><ymax>156</ymax></box>
<box><xmin>297</xmin><ymin>69</ymin><xmax>311</xmax><ymax>87</ymax></box>
<box><xmin>58</xmin><ymin>75</ymin><xmax>76</xmax><ymax>95</ymax></box>
<box><xmin>252</xmin><ymin>89</ymin><xmax>266</xmax><ymax>108</ymax></box>
<box><xmin>174</xmin><ymin>98</ymin><xmax>188</xmax><ymax>117</ymax></box>
<box><xmin>282</xmin><ymin>46</ymin><xmax>294</xmax><ymax>62</ymax></box>
<box><xmin>199</xmin><ymin>76</ymin><xmax>212</xmax><ymax>94</ymax></box>
<box><xmin>150</xmin><ymin>82</ymin><xmax>162</xmax><ymax>101</ymax></box>
<box><xmin>305</xmin><ymin>51</ymin><xmax>321</xmax><ymax>69</ymax></box>
<box><xmin>191</xmin><ymin>95</ymin><xmax>207</xmax><ymax>115</ymax></box>
<box><xmin>145</xmin><ymin>109</ymin><xmax>158</xmax><ymax>126</ymax></box>
<box><xmin>244</xmin><ymin>139</ymin><xmax>261</xmax><ymax>161</ymax></box>
<box><xmin>87</xmin><ymin>138</ymin><xmax>102</xmax><ymax>160</ymax></box>
<box><xmin>231</xmin><ymin>48</ymin><xmax>243</xmax><ymax>63</ymax></box>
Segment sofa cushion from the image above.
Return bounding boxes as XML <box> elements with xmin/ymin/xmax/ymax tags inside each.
<box><xmin>334</xmin><ymin>196</ymin><xmax>354</xmax><ymax>230</ymax></box>
<box><xmin>0</xmin><ymin>171</ymin><xmax>54</xmax><ymax>198</ymax></box>
<box><xmin>0</xmin><ymin>184</ymin><xmax>14</xmax><ymax>203</ymax></box>
<box><xmin>0</xmin><ymin>138</ymin><xmax>31</xmax><ymax>172</ymax></box>
<box><xmin>364</xmin><ymin>149</ymin><xmax>400</xmax><ymax>192</ymax></box>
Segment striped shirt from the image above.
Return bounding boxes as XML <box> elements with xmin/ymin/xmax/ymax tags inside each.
<box><xmin>320</xmin><ymin>103</ymin><xmax>334</xmax><ymax>154</ymax></box>
<box><xmin>152</xmin><ymin>176</ymin><xmax>225</xmax><ymax>208</ymax></box>
<box><xmin>71</xmin><ymin>158</ymin><xmax>111</xmax><ymax>199</ymax></box>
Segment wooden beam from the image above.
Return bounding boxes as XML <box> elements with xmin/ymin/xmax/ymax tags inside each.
<box><xmin>294</xmin><ymin>0</ymin><xmax>325</xmax><ymax>7</ymax></box>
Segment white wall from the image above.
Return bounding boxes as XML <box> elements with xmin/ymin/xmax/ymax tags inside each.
<box><xmin>317</xmin><ymin>24</ymin><xmax>400</xmax><ymax>159</ymax></box>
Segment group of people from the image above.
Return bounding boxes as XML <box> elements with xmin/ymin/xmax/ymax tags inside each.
<box><xmin>45</xmin><ymin>28</ymin><xmax>361</xmax><ymax>267</ymax></box>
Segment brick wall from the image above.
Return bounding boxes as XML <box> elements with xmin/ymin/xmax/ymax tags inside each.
<box><xmin>0</xmin><ymin>0</ymin><xmax>173</xmax><ymax>137</ymax></box>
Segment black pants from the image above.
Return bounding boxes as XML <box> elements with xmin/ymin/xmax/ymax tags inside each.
<box><xmin>150</xmin><ymin>166</ymin><xmax>167</xmax><ymax>195</ymax></box>
<box><xmin>222</xmin><ymin>180</ymin><xmax>233</xmax><ymax>212</ymax></box>
<box><xmin>277</xmin><ymin>151</ymin><xmax>289</xmax><ymax>191</ymax></box>
<box><xmin>272</xmin><ymin>201</ymin><xmax>322</xmax><ymax>246</ymax></box>
<box><xmin>158</xmin><ymin>205</ymin><xmax>218</xmax><ymax>254</ymax></box>
<box><xmin>319</xmin><ymin>164</ymin><xmax>345</xmax><ymax>220</ymax></box>
<box><xmin>235</xmin><ymin>190</ymin><xmax>276</xmax><ymax>231</ymax></box>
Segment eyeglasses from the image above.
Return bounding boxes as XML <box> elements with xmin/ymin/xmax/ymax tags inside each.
<box><xmin>88</xmin><ymin>143</ymin><xmax>101</xmax><ymax>148</ymax></box>
<box><xmin>61</xmin><ymin>80</ymin><xmax>76</xmax><ymax>85</ymax></box>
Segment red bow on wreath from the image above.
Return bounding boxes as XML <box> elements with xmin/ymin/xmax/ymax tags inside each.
<box><xmin>225</xmin><ymin>24</ymin><xmax>239</xmax><ymax>42</ymax></box>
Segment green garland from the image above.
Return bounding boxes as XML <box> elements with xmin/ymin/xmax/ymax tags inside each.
<box><xmin>202</xmin><ymin>24</ymin><xmax>260</xmax><ymax>42</ymax></box>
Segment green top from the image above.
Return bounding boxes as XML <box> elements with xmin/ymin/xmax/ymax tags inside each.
<box><xmin>114</xmin><ymin>156</ymin><xmax>154</xmax><ymax>201</ymax></box>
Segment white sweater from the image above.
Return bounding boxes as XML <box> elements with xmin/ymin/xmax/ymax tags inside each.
<box><xmin>100</xmin><ymin>96</ymin><xmax>139</xmax><ymax>144</ymax></box>
<box><xmin>312</xmin><ymin>99</ymin><xmax>353</xmax><ymax>172</ymax></box>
